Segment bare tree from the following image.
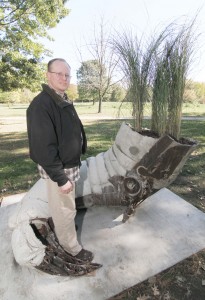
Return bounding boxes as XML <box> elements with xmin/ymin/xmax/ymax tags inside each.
<box><xmin>77</xmin><ymin>17</ymin><xmax>120</xmax><ymax>113</ymax></box>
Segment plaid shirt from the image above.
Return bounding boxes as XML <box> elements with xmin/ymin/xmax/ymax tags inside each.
<box><xmin>38</xmin><ymin>165</ymin><xmax>80</xmax><ymax>183</ymax></box>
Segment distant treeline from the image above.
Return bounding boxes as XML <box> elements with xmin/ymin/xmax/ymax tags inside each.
<box><xmin>0</xmin><ymin>80</ymin><xmax>204</xmax><ymax>105</ymax></box>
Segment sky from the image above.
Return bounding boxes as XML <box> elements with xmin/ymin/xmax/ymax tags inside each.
<box><xmin>42</xmin><ymin>0</ymin><xmax>205</xmax><ymax>84</ymax></box>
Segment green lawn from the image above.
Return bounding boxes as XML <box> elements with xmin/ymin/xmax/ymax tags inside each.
<box><xmin>0</xmin><ymin>101</ymin><xmax>205</xmax><ymax>118</ymax></box>
<box><xmin>0</xmin><ymin>104</ymin><xmax>28</xmax><ymax>117</ymax></box>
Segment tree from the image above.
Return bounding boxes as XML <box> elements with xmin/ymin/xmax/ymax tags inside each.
<box><xmin>67</xmin><ymin>84</ymin><xmax>78</xmax><ymax>101</ymax></box>
<box><xmin>192</xmin><ymin>81</ymin><xmax>205</xmax><ymax>103</ymax></box>
<box><xmin>0</xmin><ymin>0</ymin><xmax>69</xmax><ymax>91</ymax></box>
<box><xmin>184</xmin><ymin>80</ymin><xmax>205</xmax><ymax>103</ymax></box>
<box><xmin>0</xmin><ymin>52</ymin><xmax>46</xmax><ymax>91</ymax></box>
<box><xmin>77</xmin><ymin>60</ymin><xmax>100</xmax><ymax>103</ymax></box>
<box><xmin>77</xmin><ymin>18</ymin><xmax>119</xmax><ymax>112</ymax></box>
<box><xmin>109</xmin><ymin>84</ymin><xmax>126</xmax><ymax>102</ymax></box>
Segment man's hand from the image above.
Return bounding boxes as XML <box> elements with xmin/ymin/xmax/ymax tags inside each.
<box><xmin>59</xmin><ymin>180</ymin><xmax>73</xmax><ymax>194</ymax></box>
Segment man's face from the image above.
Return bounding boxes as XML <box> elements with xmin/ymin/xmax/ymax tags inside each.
<box><xmin>46</xmin><ymin>60</ymin><xmax>71</xmax><ymax>93</ymax></box>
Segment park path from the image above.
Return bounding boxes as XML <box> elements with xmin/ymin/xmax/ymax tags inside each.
<box><xmin>1</xmin><ymin>115</ymin><xmax>205</xmax><ymax>120</ymax></box>
<box><xmin>0</xmin><ymin>114</ymin><xmax>204</xmax><ymax>134</ymax></box>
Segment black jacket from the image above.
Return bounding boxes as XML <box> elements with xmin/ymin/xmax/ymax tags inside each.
<box><xmin>27</xmin><ymin>84</ymin><xmax>87</xmax><ymax>186</ymax></box>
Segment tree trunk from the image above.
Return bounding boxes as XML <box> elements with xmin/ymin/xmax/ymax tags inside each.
<box><xmin>98</xmin><ymin>96</ymin><xmax>102</xmax><ymax>113</ymax></box>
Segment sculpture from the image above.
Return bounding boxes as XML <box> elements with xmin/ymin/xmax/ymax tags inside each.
<box><xmin>75</xmin><ymin>122</ymin><xmax>197</xmax><ymax>222</ymax></box>
<box><xmin>10</xmin><ymin>122</ymin><xmax>197</xmax><ymax>276</ymax></box>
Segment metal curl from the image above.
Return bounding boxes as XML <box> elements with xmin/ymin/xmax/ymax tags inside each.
<box><xmin>30</xmin><ymin>218</ymin><xmax>102</xmax><ymax>276</ymax></box>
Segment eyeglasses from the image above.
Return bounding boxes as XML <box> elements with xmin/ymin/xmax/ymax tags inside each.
<box><xmin>49</xmin><ymin>72</ymin><xmax>72</xmax><ymax>80</ymax></box>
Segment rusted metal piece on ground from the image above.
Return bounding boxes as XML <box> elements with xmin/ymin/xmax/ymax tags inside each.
<box><xmin>30</xmin><ymin>218</ymin><xmax>102</xmax><ymax>276</ymax></box>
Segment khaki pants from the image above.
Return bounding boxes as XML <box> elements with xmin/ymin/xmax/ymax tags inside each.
<box><xmin>46</xmin><ymin>178</ymin><xmax>82</xmax><ymax>256</ymax></box>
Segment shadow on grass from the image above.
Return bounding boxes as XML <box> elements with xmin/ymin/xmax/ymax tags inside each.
<box><xmin>182</xmin><ymin>112</ymin><xmax>205</xmax><ymax>117</ymax></box>
<box><xmin>0</xmin><ymin>132</ymin><xmax>28</xmax><ymax>152</ymax></box>
<box><xmin>0</xmin><ymin>131</ymin><xmax>39</xmax><ymax>195</ymax></box>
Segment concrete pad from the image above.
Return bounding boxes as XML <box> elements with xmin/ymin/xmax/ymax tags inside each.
<box><xmin>1</xmin><ymin>188</ymin><xmax>205</xmax><ymax>299</ymax></box>
<box><xmin>1</xmin><ymin>192</ymin><xmax>26</xmax><ymax>207</ymax></box>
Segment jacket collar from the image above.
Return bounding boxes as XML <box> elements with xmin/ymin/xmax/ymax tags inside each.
<box><xmin>42</xmin><ymin>84</ymin><xmax>72</xmax><ymax>108</ymax></box>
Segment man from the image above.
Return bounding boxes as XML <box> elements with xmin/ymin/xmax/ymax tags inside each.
<box><xmin>27</xmin><ymin>58</ymin><xmax>93</xmax><ymax>262</ymax></box>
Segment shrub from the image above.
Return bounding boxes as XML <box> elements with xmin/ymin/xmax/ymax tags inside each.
<box><xmin>0</xmin><ymin>89</ymin><xmax>38</xmax><ymax>105</ymax></box>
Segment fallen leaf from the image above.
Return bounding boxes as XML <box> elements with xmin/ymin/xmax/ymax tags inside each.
<box><xmin>152</xmin><ymin>284</ymin><xmax>160</xmax><ymax>296</ymax></box>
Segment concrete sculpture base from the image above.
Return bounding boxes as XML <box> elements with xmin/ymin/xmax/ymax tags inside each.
<box><xmin>1</xmin><ymin>186</ymin><xmax>205</xmax><ymax>300</ymax></box>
